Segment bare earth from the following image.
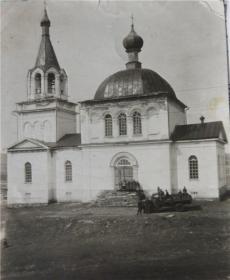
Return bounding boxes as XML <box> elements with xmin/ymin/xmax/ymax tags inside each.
<box><xmin>1</xmin><ymin>200</ymin><xmax>230</xmax><ymax>280</ymax></box>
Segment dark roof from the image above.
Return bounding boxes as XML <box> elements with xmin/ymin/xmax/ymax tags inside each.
<box><xmin>34</xmin><ymin>35</ymin><xmax>60</xmax><ymax>71</ymax></box>
<box><xmin>8</xmin><ymin>134</ymin><xmax>81</xmax><ymax>151</ymax></box>
<box><xmin>31</xmin><ymin>134</ymin><xmax>81</xmax><ymax>149</ymax></box>
<box><xmin>55</xmin><ymin>134</ymin><xmax>81</xmax><ymax>148</ymax></box>
<box><xmin>172</xmin><ymin>121</ymin><xmax>227</xmax><ymax>142</ymax></box>
<box><xmin>94</xmin><ymin>68</ymin><xmax>176</xmax><ymax>100</ymax></box>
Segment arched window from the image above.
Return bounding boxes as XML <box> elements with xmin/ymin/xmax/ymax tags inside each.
<box><xmin>24</xmin><ymin>122</ymin><xmax>32</xmax><ymax>138</ymax></box>
<box><xmin>105</xmin><ymin>114</ymin><xmax>113</xmax><ymax>137</ymax></box>
<box><xmin>60</xmin><ymin>74</ymin><xmax>65</xmax><ymax>96</ymax></box>
<box><xmin>189</xmin><ymin>156</ymin><xmax>199</xmax><ymax>179</ymax></box>
<box><xmin>48</xmin><ymin>73</ymin><xmax>55</xmax><ymax>94</ymax></box>
<box><xmin>43</xmin><ymin>120</ymin><xmax>52</xmax><ymax>142</ymax></box>
<box><xmin>35</xmin><ymin>73</ymin><xmax>41</xmax><ymax>95</ymax></box>
<box><xmin>25</xmin><ymin>162</ymin><xmax>32</xmax><ymax>183</ymax></box>
<box><xmin>133</xmin><ymin>112</ymin><xmax>142</xmax><ymax>135</ymax></box>
<box><xmin>65</xmin><ymin>161</ymin><xmax>72</xmax><ymax>182</ymax></box>
<box><xmin>118</xmin><ymin>113</ymin><xmax>127</xmax><ymax>136</ymax></box>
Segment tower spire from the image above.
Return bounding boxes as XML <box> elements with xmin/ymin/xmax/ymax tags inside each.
<box><xmin>41</xmin><ymin>3</ymin><xmax>50</xmax><ymax>37</ymax></box>
<box><xmin>35</xmin><ymin>6</ymin><xmax>60</xmax><ymax>70</ymax></box>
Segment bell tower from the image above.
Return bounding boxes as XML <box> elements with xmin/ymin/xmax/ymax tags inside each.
<box><xmin>27</xmin><ymin>8</ymin><xmax>68</xmax><ymax>100</ymax></box>
<box><xmin>15</xmin><ymin>8</ymin><xmax>77</xmax><ymax>143</ymax></box>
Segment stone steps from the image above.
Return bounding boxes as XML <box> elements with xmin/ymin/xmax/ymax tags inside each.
<box><xmin>95</xmin><ymin>190</ymin><xmax>138</xmax><ymax>207</ymax></box>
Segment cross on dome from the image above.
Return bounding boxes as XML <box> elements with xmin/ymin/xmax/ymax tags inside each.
<box><xmin>131</xmin><ymin>14</ymin><xmax>134</xmax><ymax>28</ymax></box>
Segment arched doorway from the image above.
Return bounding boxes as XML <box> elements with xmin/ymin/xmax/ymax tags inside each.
<box><xmin>110</xmin><ymin>152</ymin><xmax>138</xmax><ymax>189</ymax></box>
<box><xmin>115</xmin><ymin>158</ymin><xmax>133</xmax><ymax>186</ymax></box>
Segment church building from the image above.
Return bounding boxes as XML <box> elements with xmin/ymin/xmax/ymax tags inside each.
<box><xmin>7</xmin><ymin>9</ymin><xmax>228</xmax><ymax>206</ymax></box>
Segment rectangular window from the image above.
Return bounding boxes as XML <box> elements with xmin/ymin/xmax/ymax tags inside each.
<box><xmin>189</xmin><ymin>156</ymin><xmax>199</xmax><ymax>179</ymax></box>
<box><xmin>65</xmin><ymin>161</ymin><xmax>72</xmax><ymax>182</ymax></box>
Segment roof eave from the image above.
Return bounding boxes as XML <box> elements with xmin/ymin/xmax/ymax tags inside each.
<box><xmin>80</xmin><ymin>92</ymin><xmax>186</xmax><ymax>107</ymax></box>
<box><xmin>172</xmin><ymin>137</ymin><xmax>227</xmax><ymax>144</ymax></box>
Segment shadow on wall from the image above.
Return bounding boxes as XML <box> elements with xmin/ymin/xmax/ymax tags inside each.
<box><xmin>0</xmin><ymin>153</ymin><xmax>7</xmax><ymax>200</ymax></box>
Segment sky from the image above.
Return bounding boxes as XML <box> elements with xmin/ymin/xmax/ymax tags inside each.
<box><xmin>1</xmin><ymin>0</ymin><xmax>229</xmax><ymax>151</ymax></box>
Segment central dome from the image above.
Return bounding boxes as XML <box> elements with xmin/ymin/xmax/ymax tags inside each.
<box><xmin>94</xmin><ymin>22</ymin><xmax>176</xmax><ymax>101</ymax></box>
<box><xmin>94</xmin><ymin>68</ymin><xmax>176</xmax><ymax>100</ymax></box>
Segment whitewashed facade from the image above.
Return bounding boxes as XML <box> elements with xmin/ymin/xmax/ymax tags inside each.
<box><xmin>7</xmin><ymin>9</ymin><xmax>228</xmax><ymax>206</ymax></box>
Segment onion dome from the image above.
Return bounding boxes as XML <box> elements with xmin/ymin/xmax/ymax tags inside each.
<box><xmin>94</xmin><ymin>68</ymin><xmax>176</xmax><ymax>100</ymax></box>
<box><xmin>94</xmin><ymin>20</ymin><xmax>176</xmax><ymax>101</ymax></box>
<box><xmin>123</xmin><ymin>24</ymin><xmax>144</xmax><ymax>53</ymax></box>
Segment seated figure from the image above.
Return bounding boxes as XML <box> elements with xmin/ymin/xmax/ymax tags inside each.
<box><xmin>165</xmin><ymin>190</ymin><xmax>170</xmax><ymax>199</ymax></box>
<box><xmin>183</xmin><ymin>186</ymin><xmax>187</xmax><ymax>194</ymax></box>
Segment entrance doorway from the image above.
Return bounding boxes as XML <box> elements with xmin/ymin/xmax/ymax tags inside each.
<box><xmin>115</xmin><ymin>158</ymin><xmax>133</xmax><ymax>187</ymax></box>
<box><xmin>111</xmin><ymin>152</ymin><xmax>138</xmax><ymax>190</ymax></box>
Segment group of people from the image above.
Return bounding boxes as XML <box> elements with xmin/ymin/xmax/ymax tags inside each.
<box><xmin>137</xmin><ymin>186</ymin><xmax>190</xmax><ymax>215</ymax></box>
<box><xmin>154</xmin><ymin>186</ymin><xmax>188</xmax><ymax>200</ymax></box>
<box><xmin>119</xmin><ymin>180</ymin><xmax>141</xmax><ymax>192</ymax></box>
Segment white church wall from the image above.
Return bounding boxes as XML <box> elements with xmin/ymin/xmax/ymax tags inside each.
<box><xmin>19</xmin><ymin>110</ymin><xmax>56</xmax><ymax>142</ymax></box>
<box><xmin>80</xmin><ymin>108</ymin><xmax>90</xmax><ymax>144</ymax></box>
<box><xmin>80</xmin><ymin>98</ymin><xmax>171</xmax><ymax>145</ymax></box>
<box><xmin>176</xmin><ymin>140</ymin><xmax>219</xmax><ymax>199</ymax></box>
<box><xmin>55</xmin><ymin>142</ymin><xmax>172</xmax><ymax>202</ymax></box>
<box><xmin>167</xmin><ymin>100</ymin><xmax>186</xmax><ymax>135</ymax></box>
<box><xmin>47</xmin><ymin>151</ymin><xmax>57</xmax><ymax>202</ymax></box>
<box><xmin>17</xmin><ymin>100</ymin><xmax>77</xmax><ymax>143</ymax></box>
<box><xmin>169</xmin><ymin>143</ymin><xmax>179</xmax><ymax>194</ymax></box>
<box><xmin>7</xmin><ymin>150</ymin><xmax>49</xmax><ymax>205</ymax></box>
<box><xmin>134</xmin><ymin>143</ymin><xmax>172</xmax><ymax>193</ymax></box>
<box><xmin>56</xmin><ymin>110</ymin><xmax>76</xmax><ymax>141</ymax></box>
<box><xmin>146</xmin><ymin>106</ymin><xmax>160</xmax><ymax>137</ymax></box>
<box><xmin>55</xmin><ymin>148</ymin><xmax>91</xmax><ymax>202</ymax></box>
<box><xmin>85</xmin><ymin>143</ymin><xmax>172</xmax><ymax>199</ymax></box>
<box><xmin>216</xmin><ymin>142</ymin><xmax>227</xmax><ymax>189</ymax></box>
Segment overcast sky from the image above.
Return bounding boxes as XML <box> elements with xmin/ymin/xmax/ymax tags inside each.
<box><xmin>1</xmin><ymin>0</ymin><xmax>229</xmax><ymax>151</ymax></box>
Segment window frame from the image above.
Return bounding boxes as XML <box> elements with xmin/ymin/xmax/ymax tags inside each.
<box><xmin>133</xmin><ymin>111</ymin><xmax>142</xmax><ymax>135</ymax></box>
<box><xmin>104</xmin><ymin>114</ymin><xmax>113</xmax><ymax>137</ymax></box>
<box><xmin>118</xmin><ymin>113</ymin><xmax>127</xmax><ymax>136</ymax></box>
<box><xmin>65</xmin><ymin>161</ymin><xmax>72</xmax><ymax>182</ymax></box>
<box><xmin>25</xmin><ymin>162</ymin><xmax>32</xmax><ymax>183</ymax></box>
<box><xmin>189</xmin><ymin>155</ymin><xmax>199</xmax><ymax>180</ymax></box>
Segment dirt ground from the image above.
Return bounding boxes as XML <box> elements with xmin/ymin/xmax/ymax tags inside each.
<box><xmin>1</xmin><ymin>200</ymin><xmax>230</xmax><ymax>280</ymax></box>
